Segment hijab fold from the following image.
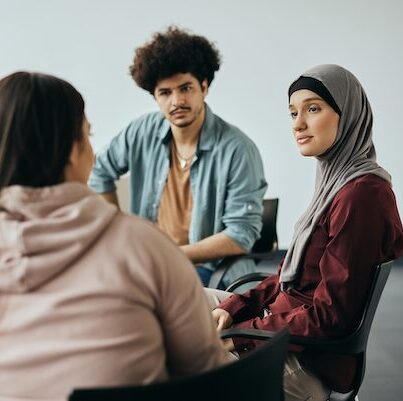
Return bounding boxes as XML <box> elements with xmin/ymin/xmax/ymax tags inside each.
<box><xmin>280</xmin><ymin>64</ymin><xmax>391</xmax><ymax>288</ymax></box>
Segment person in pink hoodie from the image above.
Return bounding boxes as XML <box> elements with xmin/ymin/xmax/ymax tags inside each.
<box><xmin>0</xmin><ymin>71</ymin><xmax>230</xmax><ymax>401</ymax></box>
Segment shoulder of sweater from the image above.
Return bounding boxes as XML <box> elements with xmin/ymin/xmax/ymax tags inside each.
<box><xmin>103</xmin><ymin>211</ymin><xmax>200</xmax><ymax>289</ymax></box>
<box><xmin>107</xmin><ymin>211</ymin><xmax>161</xmax><ymax>242</ymax></box>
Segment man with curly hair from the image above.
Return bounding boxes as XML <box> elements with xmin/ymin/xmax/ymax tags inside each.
<box><xmin>89</xmin><ymin>26</ymin><xmax>267</xmax><ymax>287</ymax></box>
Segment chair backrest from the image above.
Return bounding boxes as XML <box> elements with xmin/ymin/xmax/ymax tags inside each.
<box><xmin>252</xmin><ymin>198</ymin><xmax>279</xmax><ymax>253</ymax></box>
<box><xmin>293</xmin><ymin>261</ymin><xmax>393</xmax><ymax>400</ymax></box>
<box><xmin>69</xmin><ymin>329</ymin><xmax>289</xmax><ymax>401</ymax></box>
<box><xmin>208</xmin><ymin>198</ymin><xmax>279</xmax><ymax>289</ymax></box>
<box><xmin>346</xmin><ymin>260</ymin><xmax>393</xmax><ymax>397</ymax></box>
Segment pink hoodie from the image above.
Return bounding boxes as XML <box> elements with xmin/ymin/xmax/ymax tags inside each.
<box><xmin>0</xmin><ymin>183</ymin><xmax>229</xmax><ymax>401</ymax></box>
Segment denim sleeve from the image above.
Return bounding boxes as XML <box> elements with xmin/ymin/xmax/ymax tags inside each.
<box><xmin>88</xmin><ymin>123</ymin><xmax>134</xmax><ymax>193</ymax></box>
<box><xmin>222</xmin><ymin>140</ymin><xmax>267</xmax><ymax>251</ymax></box>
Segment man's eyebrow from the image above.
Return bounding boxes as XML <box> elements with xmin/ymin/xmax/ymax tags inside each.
<box><xmin>157</xmin><ymin>81</ymin><xmax>193</xmax><ymax>93</ymax></box>
<box><xmin>288</xmin><ymin>97</ymin><xmax>324</xmax><ymax>109</ymax></box>
<box><xmin>178</xmin><ymin>81</ymin><xmax>192</xmax><ymax>88</ymax></box>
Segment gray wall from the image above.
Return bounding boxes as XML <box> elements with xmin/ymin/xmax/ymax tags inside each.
<box><xmin>1</xmin><ymin>0</ymin><xmax>402</xmax><ymax>248</ymax></box>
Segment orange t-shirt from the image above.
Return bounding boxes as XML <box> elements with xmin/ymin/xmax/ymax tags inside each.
<box><xmin>157</xmin><ymin>145</ymin><xmax>194</xmax><ymax>245</ymax></box>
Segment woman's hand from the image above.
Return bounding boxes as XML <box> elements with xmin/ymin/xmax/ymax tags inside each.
<box><xmin>212</xmin><ymin>308</ymin><xmax>235</xmax><ymax>352</ymax></box>
<box><xmin>212</xmin><ymin>308</ymin><xmax>233</xmax><ymax>331</ymax></box>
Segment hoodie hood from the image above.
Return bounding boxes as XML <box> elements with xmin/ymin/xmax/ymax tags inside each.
<box><xmin>0</xmin><ymin>183</ymin><xmax>117</xmax><ymax>293</ymax></box>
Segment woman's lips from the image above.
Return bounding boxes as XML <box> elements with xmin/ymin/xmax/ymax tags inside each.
<box><xmin>296</xmin><ymin>135</ymin><xmax>313</xmax><ymax>144</ymax></box>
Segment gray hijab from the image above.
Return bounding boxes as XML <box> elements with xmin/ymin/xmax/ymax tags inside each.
<box><xmin>279</xmin><ymin>64</ymin><xmax>391</xmax><ymax>288</ymax></box>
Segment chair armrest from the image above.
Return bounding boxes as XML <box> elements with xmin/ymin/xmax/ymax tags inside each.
<box><xmin>221</xmin><ymin>328</ymin><xmax>362</xmax><ymax>354</ymax></box>
<box><xmin>221</xmin><ymin>328</ymin><xmax>278</xmax><ymax>340</ymax></box>
<box><xmin>289</xmin><ymin>333</ymin><xmax>365</xmax><ymax>354</ymax></box>
<box><xmin>225</xmin><ymin>272</ymin><xmax>272</xmax><ymax>292</ymax></box>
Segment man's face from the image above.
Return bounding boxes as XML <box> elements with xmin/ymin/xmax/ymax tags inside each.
<box><xmin>154</xmin><ymin>73</ymin><xmax>208</xmax><ymax>129</ymax></box>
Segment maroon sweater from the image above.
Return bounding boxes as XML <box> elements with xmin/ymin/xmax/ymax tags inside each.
<box><xmin>218</xmin><ymin>174</ymin><xmax>403</xmax><ymax>392</ymax></box>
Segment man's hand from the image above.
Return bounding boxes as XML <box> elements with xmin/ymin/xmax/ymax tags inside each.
<box><xmin>212</xmin><ymin>308</ymin><xmax>233</xmax><ymax>331</ymax></box>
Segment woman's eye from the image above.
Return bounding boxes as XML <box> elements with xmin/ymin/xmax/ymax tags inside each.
<box><xmin>290</xmin><ymin>111</ymin><xmax>297</xmax><ymax>119</ymax></box>
<box><xmin>308</xmin><ymin>105</ymin><xmax>320</xmax><ymax>113</ymax></box>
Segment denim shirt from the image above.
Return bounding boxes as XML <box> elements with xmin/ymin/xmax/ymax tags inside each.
<box><xmin>89</xmin><ymin>104</ymin><xmax>267</xmax><ymax>271</ymax></box>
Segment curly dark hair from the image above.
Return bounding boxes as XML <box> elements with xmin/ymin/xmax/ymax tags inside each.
<box><xmin>129</xmin><ymin>26</ymin><xmax>221</xmax><ymax>94</ymax></box>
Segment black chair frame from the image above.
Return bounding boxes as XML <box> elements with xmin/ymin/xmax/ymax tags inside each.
<box><xmin>221</xmin><ymin>261</ymin><xmax>393</xmax><ymax>401</ymax></box>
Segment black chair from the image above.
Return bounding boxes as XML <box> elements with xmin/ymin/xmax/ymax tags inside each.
<box><xmin>68</xmin><ymin>329</ymin><xmax>289</xmax><ymax>401</ymax></box>
<box><xmin>222</xmin><ymin>261</ymin><xmax>393</xmax><ymax>401</ymax></box>
<box><xmin>209</xmin><ymin>198</ymin><xmax>279</xmax><ymax>289</ymax></box>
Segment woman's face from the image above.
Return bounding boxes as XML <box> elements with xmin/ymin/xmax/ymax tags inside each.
<box><xmin>64</xmin><ymin>116</ymin><xmax>94</xmax><ymax>184</ymax></box>
<box><xmin>289</xmin><ymin>89</ymin><xmax>340</xmax><ymax>157</ymax></box>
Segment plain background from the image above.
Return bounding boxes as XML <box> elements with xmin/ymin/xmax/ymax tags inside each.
<box><xmin>1</xmin><ymin>0</ymin><xmax>402</xmax><ymax>248</ymax></box>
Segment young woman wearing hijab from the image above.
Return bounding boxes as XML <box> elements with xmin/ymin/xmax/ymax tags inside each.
<box><xmin>0</xmin><ymin>72</ymin><xmax>230</xmax><ymax>401</ymax></box>
<box><xmin>207</xmin><ymin>64</ymin><xmax>403</xmax><ymax>401</ymax></box>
